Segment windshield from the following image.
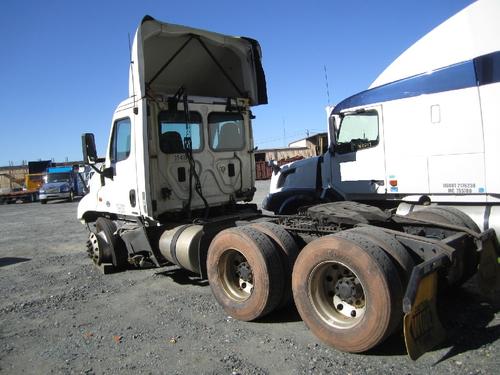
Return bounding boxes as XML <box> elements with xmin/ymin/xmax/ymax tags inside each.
<box><xmin>47</xmin><ymin>172</ymin><xmax>71</xmax><ymax>183</ymax></box>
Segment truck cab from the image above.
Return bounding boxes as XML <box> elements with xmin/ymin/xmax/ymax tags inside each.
<box><xmin>264</xmin><ymin>0</ymin><xmax>500</xmax><ymax>235</ymax></box>
<box><xmin>78</xmin><ymin>16</ymin><xmax>267</xmax><ymax>223</ymax></box>
<box><xmin>39</xmin><ymin>166</ymin><xmax>83</xmax><ymax>204</ymax></box>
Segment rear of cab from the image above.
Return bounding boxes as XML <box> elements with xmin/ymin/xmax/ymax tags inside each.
<box><xmin>78</xmin><ymin>16</ymin><xmax>267</xmax><ymax>222</ymax></box>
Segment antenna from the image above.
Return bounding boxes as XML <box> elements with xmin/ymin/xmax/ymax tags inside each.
<box><xmin>323</xmin><ymin>65</ymin><xmax>331</xmax><ymax>105</ymax></box>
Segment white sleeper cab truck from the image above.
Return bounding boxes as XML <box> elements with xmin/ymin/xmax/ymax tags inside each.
<box><xmin>79</xmin><ymin>15</ymin><xmax>499</xmax><ymax>360</ymax></box>
<box><xmin>264</xmin><ymin>0</ymin><xmax>500</xmax><ymax>238</ymax></box>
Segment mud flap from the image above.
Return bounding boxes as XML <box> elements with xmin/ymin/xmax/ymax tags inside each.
<box><xmin>403</xmin><ymin>272</ymin><xmax>446</xmax><ymax>360</ymax></box>
<box><xmin>477</xmin><ymin>230</ymin><xmax>500</xmax><ymax>301</ymax></box>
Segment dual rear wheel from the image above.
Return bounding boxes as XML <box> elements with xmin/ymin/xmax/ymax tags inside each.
<box><xmin>207</xmin><ymin>226</ymin><xmax>285</xmax><ymax>321</ymax></box>
<box><xmin>292</xmin><ymin>230</ymin><xmax>405</xmax><ymax>352</ymax></box>
<box><xmin>207</xmin><ymin>222</ymin><xmax>299</xmax><ymax>321</ymax></box>
<box><xmin>207</xmin><ymin>223</ymin><xmax>408</xmax><ymax>352</ymax></box>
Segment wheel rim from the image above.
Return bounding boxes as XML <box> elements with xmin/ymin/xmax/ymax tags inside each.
<box><xmin>218</xmin><ymin>249</ymin><xmax>254</xmax><ymax>301</ymax></box>
<box><xmin>308</xmin><ymin>261</ymin><xmax>366</xmax><ymax>329</ymax></box>
<box><xmin>87</xmin><ymin>232</ymin><xmax>101</xmax><ymax>264</ymax></box>
<box><xmin>87</xmin><ymin>231</ymin><xmax>110</xmax><ymax>265</ymax></box>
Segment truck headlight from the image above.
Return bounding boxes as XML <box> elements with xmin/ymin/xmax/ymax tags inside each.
<box><xmin>39</xmin><ymin>189</ymin><xmax>45</xmax><ymax>194</ymax></box>
<box><xmin>60</xmin><ymin>185</ymin><xmax>70</xmax><ymax>192</ymax></box>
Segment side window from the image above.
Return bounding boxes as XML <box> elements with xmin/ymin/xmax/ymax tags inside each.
<box><xmin>159</xmin><ymin>111</ymin><xmax>202</xmax><ymax>154</ymax></box>
<box><xmin>208</xmin><ymin>112</ymin><xmax>245</xmax><ymax>151</ymax></box>
<box><xmin>110</xmin><ymin>118</ymin><xmax>131</xmax><ymax>162</ymax></box>
<box><xmin>336</xmin><ymin>111</ymin><xmax>379</xmax><ymax>153</ymax></box>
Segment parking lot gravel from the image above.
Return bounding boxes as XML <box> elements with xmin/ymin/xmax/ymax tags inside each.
<box><xmin>1</xmin><ymin>180</ymin><xmax>499</xmax><ymax>374</ymax></box>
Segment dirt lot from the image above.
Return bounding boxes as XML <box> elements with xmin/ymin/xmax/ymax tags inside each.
<box><xmin>1</xmin><ymin>180</ymin><xmax>499</xmax><ymax>374</ymax></box>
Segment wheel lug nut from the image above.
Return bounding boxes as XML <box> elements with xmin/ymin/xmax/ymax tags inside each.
<box><xmin>337</xmin><ymin>304</ymin><xmax>343</xmax><ymax>311</ymax></box>
<box><xmin>351</xmin><ymin>310</ymin><xmax>356</xmax><ymax>317</ymax></box>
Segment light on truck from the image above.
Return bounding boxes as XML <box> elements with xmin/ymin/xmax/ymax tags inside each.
<box><xmin>389</xmin><ymin>179</ymin><xmax>398</xmax><ymax>187</ymax></box>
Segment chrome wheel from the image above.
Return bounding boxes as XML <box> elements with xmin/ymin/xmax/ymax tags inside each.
<box><xmin>87</xmin><ymin>232</ymin><xmax>101</xmax><ymax>264</ymax></box>
<box><xmin>308</xmin><ymin>261</ymin><xmax>366</xmax><ymax>329</ymax></box>
<box><xmin>86</xmin><ymin>231</ymin><xmax>110</xmax><ymax>265</ymax></box>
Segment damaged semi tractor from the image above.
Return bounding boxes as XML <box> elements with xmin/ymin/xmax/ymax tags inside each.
<box><xmin>78</xmin><ymin>15</ymin><xmax>500</xmax><ymax>360</ymax></box>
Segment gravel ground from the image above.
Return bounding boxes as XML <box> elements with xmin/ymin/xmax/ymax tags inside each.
<box><xmin>1</xmin><ymin>180</ymin><xmax>499</xmax><ymax>374</ymax></box>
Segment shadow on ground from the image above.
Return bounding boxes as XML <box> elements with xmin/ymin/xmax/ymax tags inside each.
<box><xmin>156</xmin><ymin>267</ymin><xmax>209</xmax><ymax>287</ymax></box>
<box><xmin>433</xmin><ymin>282</ymin><xmax>500</xmax><ymax>364</ymax></box>
<box><xmin>0</xmin><ymin>257</ymin><xmax>31</xmax><ymax>267</ymax></box>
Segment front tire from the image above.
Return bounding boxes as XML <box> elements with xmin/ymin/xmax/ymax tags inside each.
<box><xmin>292</xmin><ymin>233</ymin><xmax>403</xmax><ymax>353</ymax></box>
<box><xmin>40</xmin><ymin>199</ymin><xmax>47</xmax><ymax>204</ymax></box>
<box><xmin>207</xmin><ymin>226</ymin><xmax>285</xmax><ymax>321</ymax></box>
<box><xmin>93</xmin><ymin>217</ymin><xmax>128</xmax><ymax>269</ymax></box>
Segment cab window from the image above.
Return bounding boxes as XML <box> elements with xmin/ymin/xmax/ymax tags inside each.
<box><xmin>110</xmin><ymin>118</ymin><xmax>131</xmax><ymax>162</ymax></box>
<box><xmin>336</xmin><ymin>111</ymin><xmax>379</xmax><ymax>153</ymax></box>
<box><xmin>208</xmin><ymin>112</ymin><xmax>245</xmax><ymax>151</ymax></box>
<box><xmin>159</xmin><ymin>111</ymin><xmax>202</xmax><ymax>154</ymax></box>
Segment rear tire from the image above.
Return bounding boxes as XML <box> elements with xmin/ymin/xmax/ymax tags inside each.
<box><xmin>292</xmin><ymin>233</ymin><xmax>403</xmax><ymax>353</ymax></box>
<box><xmin>407</xmin><ymin>207</ymin><xmax>479</xmax><ymax>284</ymax></box>
<box><xmin>249</xmin><ymin>222</ymin><xmax>299</xmax><ymax>308</ymax></box>
<box><xmin>425</xmin><ymin>206</ymin><xmax>480</xmax><ymax>232</ymax></box>
<box><xmin>207</xmin><ymin>226</ymin><xmax>285</xmax><ymax>321</ymax></box>
<box><xmin>344</xmin><ymin>227</ymin><xmax>415</xmax><ymax>285</ymax></box>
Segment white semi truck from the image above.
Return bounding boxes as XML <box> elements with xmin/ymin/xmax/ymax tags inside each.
<box><xmin>264</xmin><ymin>0</ymin><xmax>500</xmax><ymax>239</ymax></box>
<box><xmin>78</xmin><ymin>14</ymin><xmax>499</xmax><ymax>360</ymax></box>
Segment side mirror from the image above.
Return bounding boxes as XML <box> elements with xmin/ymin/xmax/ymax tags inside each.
<box><xmin>328</xmin><ymin>115</ymin><xmax>338</xmax><ymax>154</ymax></box>
<box><xmin>82</xmin><ymin>133</ymin><xmax>98</xmax><ymax>164</ymax></box>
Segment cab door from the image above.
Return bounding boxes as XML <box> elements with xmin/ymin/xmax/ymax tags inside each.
<box><xmin>330</xmin><ymin>107</ymin><xmax>387</xmax><ymax>200</ymax></box>
<box><xmin>99</xmin><ymin>108</ymin><xmax>140</xmax><ymax>216</ymax></box>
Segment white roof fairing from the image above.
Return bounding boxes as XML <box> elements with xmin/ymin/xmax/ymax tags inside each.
<box><xmin>129</xmin><ymin>16</ymin><xmax>268</xmax><ymax>106</ymax></box>
<box><xmin>370</xmin><ymin>0</ymin><xmax>500</xmax><ymax>88</ymax></box>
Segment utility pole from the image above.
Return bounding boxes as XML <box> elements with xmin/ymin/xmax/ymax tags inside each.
<box><xmin>8</xmin><ymin>161</ymin><xmax>13</xmax><ymax>190</ymax></box>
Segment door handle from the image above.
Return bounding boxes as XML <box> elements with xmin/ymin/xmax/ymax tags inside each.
<box><xmin>129</xmin><ymin>189</ymin><xmax>136</xmax><ymax>207</ymax></box>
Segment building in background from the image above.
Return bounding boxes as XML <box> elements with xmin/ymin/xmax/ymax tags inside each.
<box><xmin>254</xmin><ymin>132</ymin><xmax>328</xmax><ymax>180</ymax></box>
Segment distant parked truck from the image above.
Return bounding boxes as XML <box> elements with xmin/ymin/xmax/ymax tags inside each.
<box><xmin>0</xmin><ymin>185</ymin><xmax>39</xmax><ymax>204</ymax></box>
<box><xmin>39</xmin><ymin>166</ymin><xmax>85</xmax><ymax>204</ymax></box>
<box><xmin>24</xmin><ymin>173</ymin><xmax>44</xmax><ymax>191</ymax></box>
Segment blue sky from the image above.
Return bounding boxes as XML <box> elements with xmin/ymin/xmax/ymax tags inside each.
<box><xmin>0</xmin><ymin>0</ymin><xmax>473</xmax><ymax>165</ymax></box>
